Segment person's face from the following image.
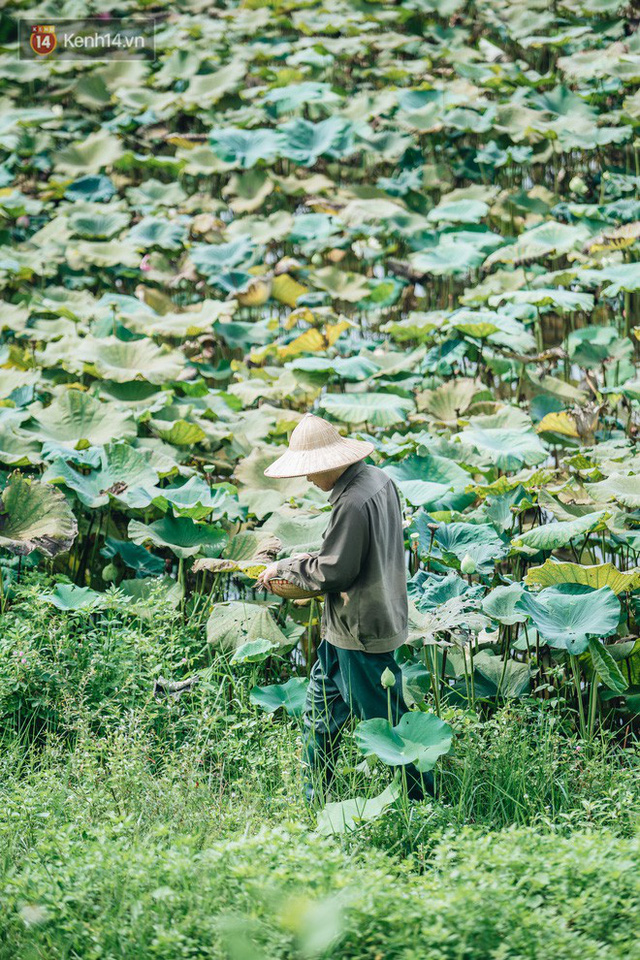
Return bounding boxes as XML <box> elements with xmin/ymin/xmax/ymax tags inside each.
<box><xmin>306</xmin><ymin>467</ymin><xmax>343</xmax><ymax>491</ymax></box>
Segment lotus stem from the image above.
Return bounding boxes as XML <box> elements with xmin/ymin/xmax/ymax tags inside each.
<box><xmin>587</xmin><ymin>674</ymin><xmax>599</xmax><ymax>740</ymax></box>
<box><xmin>570</xmin><ymin>654</ymin><xmax>587</xmax><ymax>740</ymax></box>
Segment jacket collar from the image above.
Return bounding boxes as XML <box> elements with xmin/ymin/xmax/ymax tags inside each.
<box><xmin>328</xmin><ymin>459</ymin><xmax>367</xmax><ymax>505</ymax></box>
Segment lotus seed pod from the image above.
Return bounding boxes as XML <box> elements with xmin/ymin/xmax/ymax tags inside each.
<box><xmin>381</xmin><ymin>667</ymin><xmax>396</xmax><ymax>688</ymax></box>
<box><xmin>102</xmin><ymin>562</ymin><xmax>118</xmax><ymax>583</ymax></box>
<box><xmin>460</xmin><ymin>553</ymin><xmax>477</xmax><ymax>575</ymax></box>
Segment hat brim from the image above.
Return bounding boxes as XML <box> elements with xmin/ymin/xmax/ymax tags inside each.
<box><xmin>263</xmin><ymin>438</ymin><xmax>374</xmax><ymax>479</ymax></box>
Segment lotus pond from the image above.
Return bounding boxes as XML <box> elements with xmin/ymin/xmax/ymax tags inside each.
<box><xmin>0</xmin><ymin>0</ymin><xmax>639</xmax><ymax>957</ymax></box>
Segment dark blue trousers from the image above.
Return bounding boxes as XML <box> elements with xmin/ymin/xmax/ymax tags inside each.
<box><xmin>301</xmin><ymin>639</ymin><xmax>433</xmax><ymax>803</ymax></box>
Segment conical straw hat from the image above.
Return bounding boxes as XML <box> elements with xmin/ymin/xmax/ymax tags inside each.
<box><xmin>263</xmin><ymin>413</ymin><xmax>374</xmax><ymax>478</ymax></box>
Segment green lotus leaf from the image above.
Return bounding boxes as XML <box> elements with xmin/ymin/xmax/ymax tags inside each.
<box><xmin>278</xmin><ymin>116</ymin><xmax>354</xmax><ymax>165</ymax></box>
<box><xmin>78</xmin><ymin>336</ymin><xmax>185</xmax><ymax>385</ymax></box>
<box><xmin>287</xmin><ymin>213</ymin><xmax>341</xmax><ymax>250</ymax></box>
<box><xmin>381</xmin><ymin>454</ymin><xmax>471</xmax><ymax>509</ymax></box>
<box><xmin>417</xmin><ymin>378</ymin><xmax>483</xmax><ymax>423</ymax></box>
<box><xmin>148</xmin><ymin>416</ymin><xmax>207</xmax><ymax>447</ymax></box>
<box><xmin>261</xmin><ymin>81</ymin><xmax>341</xmax><ymax>116</ymax></box>
<box><xmin>566</xmin><ymin>326</ymin><xmax>622</xmax><ymax>369</ymax></box>
<box><xmin>190</xmin><ymin>236</ymin><xmax>257</xmax><ymax>280</ymax></box>
<box><xmin>457</xmin><ymin>410</ymin><xmax>547</xmax><ymax>471</ymax></box>
<box><xmin>0</xmin><ymin>474</ymin><xmax>77</xmax><ymax>558</ymax></box>
<box><xmin>525</xmin><ymin>560</ymin><xmax>640</xmax><ymax>594</ymax></box>
<box><xmin>285</xmin><ymin>355</ymin><xmax>381</xmax><ymax>382</ymax></box>
<box><xmin>484</xmin><ymin>221</ymin><xmax>590</xmax><ymax>267</ymax></box>
<box><xmin>180</xmin><ymin>60</ymin><xmax>246</xmax><ymax>108</ymax></box>
<box><xmin>512</xmin><ymin>510</ymin><xmax>609</xmax><ymax>553</ymax></box>
<box><xmin>43</xmin><ymin>442</ymin><xmax>159</xmax><ymax>509</ymax></box>
<box><xmin>126</xmin><ymin>178</ymin><xmax>187</xmax><ymax>210</ymax></box>
<box><xmin>318</xmin><ymin>392</ymin><xmax>415</xmax><ymax>426</ymax></box>
<box><xmin>409</xmin><ymin>238</ymin><xmax>487</xmax><ymax>276</ymax></box>
<box><xmin>56</xmin><ymin>129</ymin><xmax>123</xmax><ymax>175</ymax></box>
<box><xmin>208</xmin><ymin>127</ymin><xmax>282</xmax><ymax>169</ymax></box>
<box><xmin>586</xmin><ymin>473</ymin><xmax>640</xmax><ymax>508</ymax></box>
<box><xmin>305</xmin><ymin>265</ymin><xmax>371</xmax><ymax>302</ymax></box>
<box><xmin>472</xmin><ymin>650</ymin><xmax>532</xmax><ymax>698</ymax></box>
<box><xmin>27</xmin><ymin>390</ymin><xmax>136</xmax><ymax>449</ymax></box>
<box><xmin>101</xmin><ymin>537</ymin><xmax>165</xmax><ymax>577</ymax></box>
<box><xmin>152</xmin><ymin>477</ymin><xmax>243</xmax><ymax>521</ymax></box>
<box><xmin>231</xmin><ymin>637</ymin><xmax>279</xmax><ymax>664</ymax></box>
<box><xmin>515</xmin><ymin>584</ymin><xmax>620</xmax><ymax>654</ymax></box>
<box><xmin>128</xmin><ymin>216</ymin><xmax>187</xmax><ymax>251</ymax></box>
<box><xmin>445</xmin><ymin>308</ymin><xmax>502</xmax><ymax>340</ymax></box>
<box><xmin>382</xmin><ymin>310</ymin><xmax>448</xmax><ymax>342</ymax></box>
<box><xmin>431</xmin><ymin>521</ymin><xmax>509</xmax><ymax>574</ymax></box>
<box><xmin>64</xmin><ymin>175</ymin><xmax>115</xmax><ymax>203</ymax></box>
<box><xmin>207</xmin><ymin>600</ymin><xmax>289</xmax><ymax>653</ymax></box>
<box><xmin>427</xmin><ymin>199</ymin><xmax>488</xmax><ymax>224</ymax></box>
<box><xmin>261</xmin><ymin>506</ymin><xmax>329</xmax><ymax>555</ymax></box>
<box><xmin>128</xmin><ymin>515</ymin><xmax>227</xmax><ymax>559</ymax></box>
<box><xmin>490</xmin><ymin>288</ymin><xmax>594</xmax><ymax>313</ymax></box>
<box><xmin>41</xmin><ymin>583</ymin><xmax>104</xmax><ymax>610</ymax></box>
<box><xmin>0</xmin><ymin>426</ymin><xmax>42</xmax><ymax>467</ymax></box>
<box><xmin>249</xmin><ymin>677</ymin><xmax>309</xmax><ymax>716</ymax></box>
<box><xmin>587</xmin><ymin>637</ymin><xmax>628</xmax><ymax>693</ymax></box>
<box><xmin>234</xmin><ymin>447</ymin><xmax>312</xmax><ymax>519</ymax></box>
<box><xmin>316</xmin><ymin>782</ymin><xmax>400</xmax><ymax>836</ymax></box>
<box><xmin>483</xmin><ymin>582</ymin><xmax>528</xmax><ymax>624</ymax></box>
<box><xmin>66</xmin><ymin>240</ymin><xmax>140</xmax><ymax>269</ymax></box>
<box><xmin>68</xmin><ymin>209</ymin><xmax>130</xmax><ymax>240</ymax></box>
<box><xmin>355</xmin><ymin>711</ymin><xmax>453</xmax><ymax>772</ymax></box>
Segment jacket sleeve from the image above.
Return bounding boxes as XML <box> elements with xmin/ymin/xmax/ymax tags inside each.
<box><xmin>274</xmin><ymin>500</ymin><xmax>369</xmax><ymax>593</ymax></box>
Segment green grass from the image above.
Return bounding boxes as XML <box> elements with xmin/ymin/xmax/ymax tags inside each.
<box><xmin>0</xmin><ymin>581</ymin><xmax>639</xmax><ymax>958</ymax></box>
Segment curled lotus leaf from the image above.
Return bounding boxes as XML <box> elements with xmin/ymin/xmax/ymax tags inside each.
<box><xmin>0</xmin><ymin>474</ymin><xmax>77</xmax><ymax>558</ymax></box>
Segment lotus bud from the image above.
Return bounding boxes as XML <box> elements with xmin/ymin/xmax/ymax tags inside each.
<box><xmin>460</xmin><ymin>553</ymin><xmax>477</xmax><ymax>575</ymax></box>
<box><xmin>102</xmin><ymin>563</ymin><xmax>118</xmax><ymax>583</ymax></box>
<box><xmin>381</xmin><ymin>667</ymin><xmax>396</xmax><ymax>689</ymax></box>
<box><xmin>569</xmin><ymin>175</ymin><xmax>587</xmax><ymax>196</ymax></box>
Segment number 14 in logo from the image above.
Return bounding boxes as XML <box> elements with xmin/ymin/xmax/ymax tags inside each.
<box><xmin>30</xmin><ymin>25</ymin><xmax>57</xmax><ymax>56</ymax></box>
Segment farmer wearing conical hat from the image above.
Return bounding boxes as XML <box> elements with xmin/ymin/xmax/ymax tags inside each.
<box><xmin>256</xmin><ymin>412</ymin><xmax>431</xmax><ymax>805</ymax></box>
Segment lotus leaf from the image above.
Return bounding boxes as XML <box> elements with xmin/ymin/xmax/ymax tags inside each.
<box><xmin>525</xmin><ymin>560</ymin><xmax>640</xmax><ymax>594</ymax></box>
<box><xmin>318</xmin><ymin>392</ymin><xmax>415</xmax><ymax>427</ymax></box>
<box><xmin>515</xmin><ymin>584</ymin><xmax>620</xmax><ymax>654</ymax></box>
<box><xmin>27</xmin><ymin>390</ymin><xmax>136</xmax><ymax>449</ymax></box>
<box><xmin>355</xmin><ymin>711</ymin><xmax>453</xmax><ymax>772</ymax></box>
<box><xmin>381</xmin><ymin>455</ymin><xmax>471</xmax><ymax>510</ymax></box>
<box><xmin>316</xmin><ymin>782</ymin><xmax>400</xmax><ymax>836</ymax></box>
<box><xmin>512</xmin><ymin>511</ymin><xmax>608</xmax><ymax>553</ymax></box>
<box><xmin>207</xmin><ymin>600</ymin><xmax>289</xmax><ymax>653</ymax></box>
<box><xmin>0</xmin><ymin>474</ymin><xmax>77</xmax><ymax>557</ymax></box>
<box><xmin>128</xmin><ymin>516</ymin><xmax>227</xmax><ymax>560</ymax></box>
<box><xmin>43</xmin><ymin>443</ymin><xmax>159</xmax><ymax>510</ymax></box>
<box><xmin>249</xmin><ymin>677</ymin><xmax>309</xmax><ymax>716</ymax></box>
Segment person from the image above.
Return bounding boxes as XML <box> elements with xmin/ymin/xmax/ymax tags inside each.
<box><xmin>256</xmin><ymin>412</ymin><xmax>432</xmax><ymax>805</ymax></box>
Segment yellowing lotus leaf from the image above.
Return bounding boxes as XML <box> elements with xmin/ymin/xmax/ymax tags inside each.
<box><xmin>271</xmin><ymin>273</ymin><xmax>308</xmax><ymax>308</ymax></box>
<box><xmin>525</xmin><ymin>560</ymin><xmax>640</xmax><ymax>595</ymax></box>
<box><xmin>536</xmin><ymin>411</ymin><xmax>580</xmax><ymax>438</ymax></box>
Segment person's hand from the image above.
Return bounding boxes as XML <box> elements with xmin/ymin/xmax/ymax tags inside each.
<box><xmin>255</xmin><ymin>562</ymin><xmax>280</xmax><ymax>592</ymax></box>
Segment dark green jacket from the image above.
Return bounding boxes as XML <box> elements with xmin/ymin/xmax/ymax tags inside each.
<box><xmin>274</xmin><ymin>460</ymin><xmax>408</xmax><ymax>653</ymax></box>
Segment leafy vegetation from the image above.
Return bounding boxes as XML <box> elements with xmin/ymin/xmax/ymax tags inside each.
<box><xmin>1</xmin><ymin>0</ymin><xmax>640</xmax><ymax>956</ymax></box>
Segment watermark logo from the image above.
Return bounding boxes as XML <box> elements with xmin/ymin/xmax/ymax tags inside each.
<box><xmin>19</xmin><ymin>18</ymin><xmax>155</xmax><ymax>61</ymax></box>
<box><xmin>29</xmin><ymin>24</ymin><xmax>57</xmax><ymax>57</ymax></box>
